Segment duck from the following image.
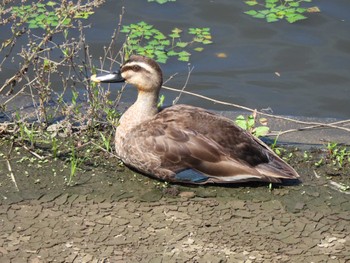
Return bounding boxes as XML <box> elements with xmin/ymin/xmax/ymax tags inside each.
<box><xmin>91</xmin><ymin>55</ymin><xmax>300</xmax><ymax>184</ymax></box>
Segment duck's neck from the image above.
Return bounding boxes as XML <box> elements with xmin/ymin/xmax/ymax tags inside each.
<box><xmin>116</xmin><ymin>90</ymin><xmax>159</xmax><ymax>140</ymax></box>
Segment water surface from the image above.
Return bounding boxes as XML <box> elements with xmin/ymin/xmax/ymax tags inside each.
<box><xmin>1</xmin><ymin>0</ymin><xmax>350</xmax><ymax>119</ymax></box>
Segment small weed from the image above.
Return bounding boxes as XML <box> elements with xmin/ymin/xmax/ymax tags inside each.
<box><xmin>157</xmin><ymin>94</ymin><xmax>165</xmax><ymax>108</ymax></box>
<box><xmin>23</xmin><ymin>125</ymin><xmax>36</xmax><ymax>148</ymax></box>
<box><xmin>104</xmin><ymin>108</ymin><xmax>120</xmax><ymax>126</ymax></box>
<box><xmin>314</xmin><ymin>158</ymin><xmax>323</xmax><ymax>167</ymax></box>
<box><xmin>67</xmin><ymin>144</ymin><xmax>83</xmax><ymax>186</ymax></box>
<box><xmin>337</xmin><ymin>183</ymin><xmax>350</xmax><ymax>192</ymax></box>
<box><xmin>71</xmin><ymin>90</ymin><xmax>82</xmax><ymax>115</ymax></box>
<box><xmin>154</xmin><ymin>181</ymin><xmax>170</xmax><ymax>189</ymax></box>
<box><xmin>326</xmin><ymin>142</ymin><xmax>349</xmax><ymax>168</ymax></box>
<box><xmin>303</xmin><ymin>151</ymin><xmax>312</xmax><ymax>161</ymax></box>
<box><xmin>235</xmin><ymin>114</ymin><xmax>269</xmax><ymax>138</ymax></box>
<box><xmin>270</xmin><ymin>134</ymin><xmax>285</xmax><ymax>156</ymax></box>
<box><xmin>51</xmin><ymin>136</ymin><xmax>59</xmax><ymax>159</ymax></box>
<box><xmin>268</xmin><ymin>182</ymin><xmax>273</xmax><ymax>192</ymax></box>
<box><xmin>16</xmin><ymin>118</ymin><xmax>37</xmax><ymax>148</ymax></box>
<box><xmin>100</xmin><ymin>132</ymin><xmax>112</xmax><ymax>153</ymax></box>
<box><xmin>17</xmin><ymin>122</ymin><xmax>25</xmax><ymax>142</ymax></box>
<box><xmin>273</xmin><ymin>146</ymin><xmax>283</xmax><ymax>156</ymax></box>
<box><xmin>283</xmin><ymin>152</ymin><xmax>293</xmax><ymax>162</ymax></box>
<box><xmin>313</xmin><ymin>142</ymin><xmax>350</xmax><ymax>170</ymax></box>
<box><xmin>15</xmin><ymin>113</ymin><xmax>25</xmax><ymax>140</ymax></box>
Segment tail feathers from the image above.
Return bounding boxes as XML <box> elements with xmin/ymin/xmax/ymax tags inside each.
<box><xmin>170</xmin><ymin>153</ymin><xmax>300</xmax><ymax>184</ymax></box>
<box><xmin>256</xmin><ymin>154</ymin><xmax>300</xmax><ymax>181</ymax></box>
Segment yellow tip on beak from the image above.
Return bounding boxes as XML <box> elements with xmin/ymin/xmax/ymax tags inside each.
<box><xmin>90</xmin><ymin>74</ymin><xmax>101</xmax><ymax>83</ymax></box>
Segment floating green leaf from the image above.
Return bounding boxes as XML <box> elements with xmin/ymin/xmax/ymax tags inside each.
<box><xmin>245</xmin><ymin>10</ymin><xmax>258</xmax><ymax>16</ymax></box>
<box><xmin>176</xmin><ymin>42</ymin><xmax>188</xmax><ymax>48</ymax></box>
<box><xmin>245</xmin><ymin>1</ymin><xmax>258</xmax><ymax>6</ymax></box>
<box><xmin>244</xmin><ymin>0</ymin><xmax>318</xmax><ymax>23</ymax></box>
<box><xmin>121</xmin><ymin>21</ymin><xmax>212</xmax><ymax>63</ymax></box>
<box><xmin>10</xmin><ymin>2</ymin><xmax>95</xmax><ymax>29</ymax></box>
<box><xmin>194</xmin><ymin>47</ymin><xmax>204</xmax><ymax>52</ymax></box>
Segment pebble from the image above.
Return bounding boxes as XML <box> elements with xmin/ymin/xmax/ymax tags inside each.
<box><xmin>96</xmin><ymin>215</ymin><xmax>112</xmax><ymax>225</ymax></box>
<box><xmin>294</xmin><ymin>202</ymin><xmax>305</xmax><ymax>211</ymax></box>
<box><xmin>179</xmin><ymin>191</ymin><xmax>196</xmax><ymax>199</ymax></box>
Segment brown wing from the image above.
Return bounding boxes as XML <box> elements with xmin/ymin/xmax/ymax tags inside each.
<box><xmin>122</xmin><ymin>105</ymin><xmax>299</xmax><ymax>184</ymax></box>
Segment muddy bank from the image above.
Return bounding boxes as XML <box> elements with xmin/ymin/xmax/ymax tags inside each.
<box><xmin>1</xmin><ymin>104</ymin><xmax>350</xmax><ymax>262</ymax></box>
<box><xmin>0</xmin><ymin>135</ymin><xmax>350</xmax><ymax>262</ymax></box>
<box><xmin>0</xmin><ymin>191</ymin><xmax>349</xmax><ymax>262</ymax></box>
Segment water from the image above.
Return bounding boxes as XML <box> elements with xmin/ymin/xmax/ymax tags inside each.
<box><xmin>1</xmin><ymin>0</ymin><xmax>350</xmax><ymax>119</ymax></box>
<box><xmin>85</xmin><ymin>0</ymin><xmax>350</xmax><ymax>119</ymax></box>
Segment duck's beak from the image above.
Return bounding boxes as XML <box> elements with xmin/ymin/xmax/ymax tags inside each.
<box><xmin>90</xmin><ymin>71</ymin><xmax>125</xmax><ymax>83</ymax></box>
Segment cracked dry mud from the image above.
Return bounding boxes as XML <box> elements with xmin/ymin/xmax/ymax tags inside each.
<box><xmin>0</xmin><ymin>144</ymin><xmax>350</xmax><ymax>262</ymax></box>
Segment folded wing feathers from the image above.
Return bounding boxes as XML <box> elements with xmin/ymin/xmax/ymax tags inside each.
<box><xmin>126</xmin><ymin>105</ymin><xmax>299</xmax><ymax>183</ymax></box>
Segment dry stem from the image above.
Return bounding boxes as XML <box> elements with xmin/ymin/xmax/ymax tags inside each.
<box><xmin>5</xmin><ymin>142</ymin><xmax>19</xmax><ymax>191</ymax></box>
<box><xmin>162</xmin><ymin>85</ymin><xmax>350</xmax><ymax>135</ymax></box>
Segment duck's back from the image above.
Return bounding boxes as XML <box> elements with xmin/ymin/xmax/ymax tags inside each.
<box><xmin>118</xmin><ymin>104</ymin><xmax>299</xmax><ymax>184</ymax></box>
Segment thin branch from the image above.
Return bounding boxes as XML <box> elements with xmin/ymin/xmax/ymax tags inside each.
<box><xmin>22</xmin><ymin>145</ymin><xmax>45</xmax><ymax>160</ymax></box>
<box><xmin>6</xmin><ymin>159</ymin><xmax>18</xmax><ymax>191</ymax></box>
<box><xmin>271</xmin><ymin>119</ymin><xmax>350</xmax><ymax>136</ymax></box>
<box><xmin>90</xmin><ymin>141</ymin><xmax>120</xmax><ymax>159</ymax></box>
<box><xmin>5</xmin><ymin>142</ymin><xmax>19</xmax><ymax>191</ymax></box>
<box><xmin>163</xmin><ymin>73</ymin><xmax>178</xmax><ymax>85</ymax></box>
<box><xmin>2</xmin><ymin>77</ymin><xmax>39</xmax><ymax>106</ymax></box>
<box><xmin>172</xmin><ymin>64</ymin><xmax>194</xmax><ymax>105</ymax></box>
<box><xmin>162</xmin><ymin>85</ymin><xmax>350</xmax><ymax>133</ymax></box>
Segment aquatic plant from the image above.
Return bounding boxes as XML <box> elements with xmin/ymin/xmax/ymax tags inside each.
<box><xmin>244</xmin><ymin>0</ymin><xmax>319</xmax><ymax>23</ymax></box>
<box><xmin>121</xmin><ymin>21</ymin><xmax>212</xmax><ymax>63</ymax></box>
<box><xmin>11</xmin><ymin>1</ymin><xmax>94</xmax><ymax>29</ymax></box>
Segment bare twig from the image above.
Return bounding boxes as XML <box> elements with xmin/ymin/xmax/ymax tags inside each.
<box><xmin>172</xmin><ymin>64</ymin><xmax>194</xmax><ymax>105</ymax></box>
<box><xmin>162</xmin><ymin>85</ymin><xmax>350</xmax><ymax>133</ymax></box>
<box><xmin>2</xmin><ymin>77</ymin><xmax>39</xmax><ymax>106</ymax></box>
<box><xmin>5</xmin><ymin>142</ymin><xmax>19</xmax><ymax>191</ymax></box>
<box><xmin>22</xmin><ymin>145</ymin><xmax>45</xmax><ymax>160</ymax></box>
<box><xmin>6</xmin><ymin>159</ymin><xmax>19</xmax><ymax>191</ymax></box>
<box><xmin>90</xmin><ymin>141</ymin><xmax>120</xmax><ymax>158</ymax></box>
<box><xmin>329</xmin><ymin>181</ymin><xmax>350</xmax><ymax>194</ymax></box>
<box><xmin>270</xmin><ymin>119</ymin><xmax>350</xmax><ymax>136</ymax></box>
<box><xmin>163</xmin><ymin>73</ymin><xmax>178</xmax><ymax>85</ymax></box>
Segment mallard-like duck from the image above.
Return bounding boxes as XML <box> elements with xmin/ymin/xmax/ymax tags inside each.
<box><xmin>91</xmin><ymin>55</ymin><xmax>300</xmax><ymax>184</ymax></box>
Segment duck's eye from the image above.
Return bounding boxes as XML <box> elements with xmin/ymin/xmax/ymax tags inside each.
<box><xmin>132</xmin><ymin>65</ymin><xmax>141</xmax><ymax>72</ymax></box>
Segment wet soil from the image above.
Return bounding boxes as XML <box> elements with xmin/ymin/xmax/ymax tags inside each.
<box><xmin>1</xmin><ymin>139</ymin><xmax>350</xmax><ymax>263</ymax></box>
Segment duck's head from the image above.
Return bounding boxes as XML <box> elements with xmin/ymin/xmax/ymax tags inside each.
<box><xmin>91</xmin><ymin>55</ymin><xmax>163</xmax><ymax>93</ymax></box>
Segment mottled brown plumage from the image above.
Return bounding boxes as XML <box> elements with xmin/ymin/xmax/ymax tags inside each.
<box><xmin>91</xmin><ymin>55</ymin><xmax>300</xmax><ymax>184</ymax></box>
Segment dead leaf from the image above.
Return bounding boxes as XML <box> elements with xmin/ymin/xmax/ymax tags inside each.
<box><xmin>259</xmin><ymin>118</ymin><xmax>268</xmax><ymax>126</ymax></box>
<box><xmin>216</xmin><ymin>52</ymin><xmax>227</xmax><ymax>58</ymax></box>
<box><xmin>307</xmin><ymin>6</ymin><xmax>321</xmax><ymax>13</ymax></box>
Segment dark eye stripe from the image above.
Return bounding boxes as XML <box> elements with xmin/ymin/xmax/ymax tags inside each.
<box><xmin>122</xmin><ymin>65</ymin><xmax>150</xmax><ymax>74</ymax></box>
